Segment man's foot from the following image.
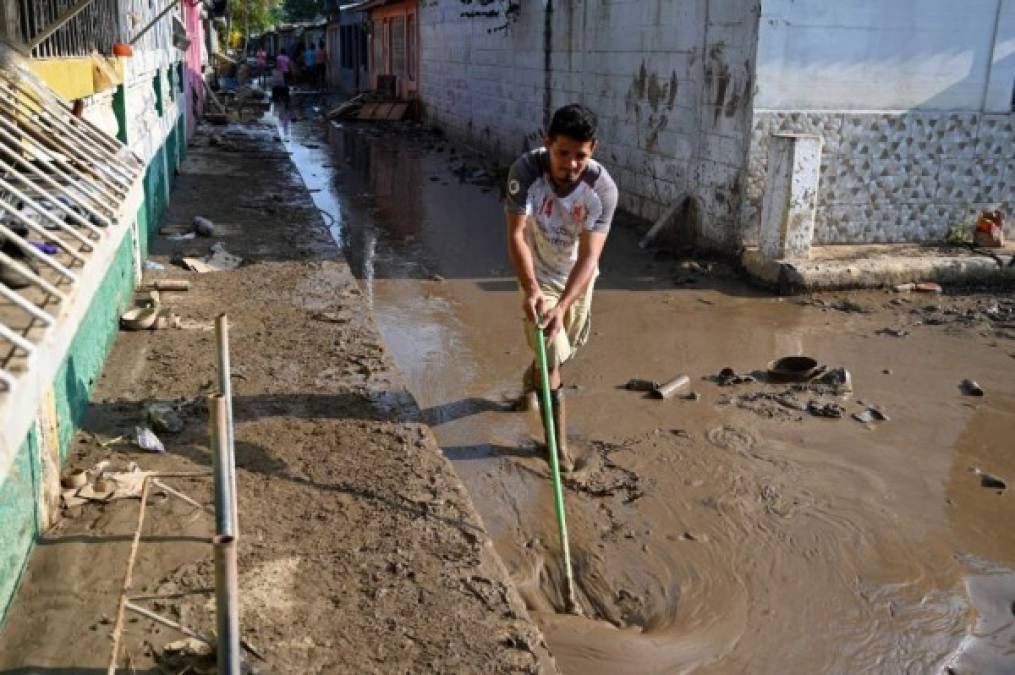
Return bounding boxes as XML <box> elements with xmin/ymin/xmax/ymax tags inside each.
<box><xmin>515</xmin><ymin>389</ymin><xmax>539</xmax><ymax>412</ymax></box>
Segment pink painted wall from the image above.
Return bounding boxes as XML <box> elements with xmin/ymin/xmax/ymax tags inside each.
<box><xmin>183</xmin><ymin>0</ymin><xmax>206</xmax><ymax>138</ymax></box>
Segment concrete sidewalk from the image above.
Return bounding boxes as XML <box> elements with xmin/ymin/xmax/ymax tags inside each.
<box><xmin>0</xmin><ymin>121</ymin><xmax>553</xmax><ymax>673</ymax></box>
<box><xmin>743</xmin><ymin>243</ymin><xmax>1015</xmax><ymax>293</ymax></box>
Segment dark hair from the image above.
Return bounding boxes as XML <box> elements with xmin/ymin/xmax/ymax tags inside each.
<box><xmin>547</xmin><ymin>104</ymin><xmax>598</xmax><ymax>142</ymax></box>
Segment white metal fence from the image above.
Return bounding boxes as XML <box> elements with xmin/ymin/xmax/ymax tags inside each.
<box><xmin>0</xmin><ymin>44</ymin><xmax>142</xmax><ymax>440</ymax></box>
<box><xmin>1</xmin><ymin>0</ymin><xmax>121</xmax><ymax>58</ymax></box>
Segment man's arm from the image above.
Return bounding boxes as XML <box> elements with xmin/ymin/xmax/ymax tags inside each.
<box><xmin>541</xmin><ymin>230</ymin><xmax>607</xmax><ymax>340</ymax></box>
<box><xmin>506</xmin><ymin>212</ymin><xmax>543</xmax><ymax>322</ymax></box>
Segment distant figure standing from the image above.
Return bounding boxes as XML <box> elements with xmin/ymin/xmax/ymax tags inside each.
<box><xmin>304</xmin><ymin>43</ymin><xmax>316</xmax><ymax>86</ymax></box>
<box><xmin>256</xmin><ymin>46</ymin><xmax>267</xmax><ymax>85</ymax></box>
<box><xmin>275</xmin><ymin>47</ymin><xmax>291</xmax><ymax>87</ymax></box>
<box><xmin>271</xmin><ymin>49</ymin><xmax>291</xmax><ymax>140</ymax></box>
<box><xmin>315</xmin><ymin>39</ymin><xmax>328</xmax><ymax>89</ymax></box>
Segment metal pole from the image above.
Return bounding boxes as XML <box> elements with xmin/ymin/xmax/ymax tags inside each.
<box><xmin>214</xmin><ymin>314</ymin><xmax>238</xmax><ymax>534</ymax></box>
<box><xmin>209</xmin><ymin>394</ymin><xmax>240</xmax><ymax>674</ymax></box>
<box><xmin>129</xmin><ymin>0</ymin><xmax>180</xmax><ymax>45</ymax></box>
<box><xmin>534</xmin><ymin>326</ymin><xmax>578</xmax><ymax>613</ymax></box>
<box><xmin>208</xmin><ymin>394</ymin><xmax>234</xmax><ymax>538</ymax></box>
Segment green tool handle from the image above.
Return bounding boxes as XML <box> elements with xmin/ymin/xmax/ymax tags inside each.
<box><xmin>535</xmin><ymin>325</ymin><xmax>576</xmax><ymax>609</ymax></box>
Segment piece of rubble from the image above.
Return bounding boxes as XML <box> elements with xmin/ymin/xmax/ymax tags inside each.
<box><xmin>961</xmin><ymin>379</ymin><xmax>985</xmax><ymax>396</ymax></box>
<box><xmin>134</xmin><ymin>426</ymin><xmax>166</xmax><ymax>453</ymax></box>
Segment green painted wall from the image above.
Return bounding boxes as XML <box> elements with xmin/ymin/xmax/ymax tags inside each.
<box><xmin>0</xmin><ymin>121</ymin><xmax>176</xmax><ymax>624</ymax></box>
<box><xmin>53</xmin><ymin>234</ymin><xmax>136</xmax><ymax>458</ymax></box>
<box><xmin>144</xmin><ymin>144</ymin><xmax>168</xmax><ymax>235</ymax></box>
<box><xmin>0</xmin><ymin>429</ymin><xmax>40</xmax><ymax>624</ymax></box>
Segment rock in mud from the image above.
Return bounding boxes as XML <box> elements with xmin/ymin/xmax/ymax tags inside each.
<box><xmin>146</xmin><ymin>403</ymin><xmax>184</xmax><ymax>434</ymax></box>
<box><xmin>711</xmin><ymin>367</ymin><xmax>756</xmax><ymax>386</ymax></box>
<box><xmin>812</xmin><ymin>367</ymin><xmax>853</xmax><ymax>394</ymax></box>
<box><xmin>852</xmin><ymin>407</ymin><xmax>890</xmax><ymax>424</ymax></box>
<box><xmin>961</xmin><ymin>379</ymin><xmax>985</xmax><ymax>396</ymax></box>
<box><xmin>808</xmin><ymin>401</ymin><xmax>845</xmax><ymax>419</ymax></box>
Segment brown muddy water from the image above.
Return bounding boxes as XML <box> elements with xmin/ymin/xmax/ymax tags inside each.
<box><xmin>287</xmin><ymin>118</ymin><xmax>1015</xmax><ymax>674</ymax></box>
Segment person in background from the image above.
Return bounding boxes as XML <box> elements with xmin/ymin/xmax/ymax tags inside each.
<box><xmin>256</xmin><ymin>46</ymin><xmax>267</xmax><ymax>86</ymax></box>
<box><xmin>276</xmin><ymin>47</ymin><xmax>291</xmax><ymax>87</ymax></box>
<box><xmin>304</xmin><ymin>43</ymin><xmax>316</xmax><ymax>86</ymax></box>
<box><xmin>270</xmin><ymin>49</ymin><xmax>291</xmax><ymax>140</ymax></box>
<box><xmin>315</xmin><ymin>39</ymin><xmax>328</xmax><ymax>90</ymax></box>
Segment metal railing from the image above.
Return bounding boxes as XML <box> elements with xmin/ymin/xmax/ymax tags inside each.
<box><xmin>2</xmin><ymin>0</ymin><xmax>121</xmax><ymax>59</ymax></box>
<box><xmin>0</xmin><ymin>44</ymin><xmax>142</xmax><ymax>403</ymax></box>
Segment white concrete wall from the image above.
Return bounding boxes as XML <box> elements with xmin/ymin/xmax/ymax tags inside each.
<box><xmin>419</xmin><ymin>0</ymin><xmax>760</xmax><ymax>251</ymax></box>
<box><xmin>756</xmin><ymin>0</ymin><xmax>1015</xmax><ymax>112</ymax></box>
<box><xmin>743</xmin><ymin>0</ymin><xmax>1014</xmax><ymax>245</ymax></box>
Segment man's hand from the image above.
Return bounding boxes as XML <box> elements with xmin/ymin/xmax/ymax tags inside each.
<box><xmin>523</xmin><ymin>291</ymin><xmax>544</xmax><ymax>323</ymax></box>
<box><xmin>540</xmin><ymin>303</ymin><xmax>566</xmax><ymax>343</ymax></box>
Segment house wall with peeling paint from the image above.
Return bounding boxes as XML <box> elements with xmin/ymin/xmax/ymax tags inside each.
<box><xmin>419</xmin><ymin>0</ymin><xmax>761</xmax><ymax>253</ymax></box>
<box><xmin>743</xmin><ymin>0</ymin><xmax>1015</xmax><ymax>244</ymax></box>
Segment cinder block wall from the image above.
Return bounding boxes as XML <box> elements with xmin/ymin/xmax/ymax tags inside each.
<box><xmin>419</xmin><ymin>0</ymin><xmax>761</xmax><ymax>252</ymax></box>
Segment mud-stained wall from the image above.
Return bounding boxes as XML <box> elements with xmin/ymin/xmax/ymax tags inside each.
<box><xmin>419</xmin><ymin>0</ymin><xmax>761</xmax><ymax>252</ymax></box>
<box><xmin>743</xmin><ymin>0</ymin><xmax>1015</xmax><ymax>244</ymax></box>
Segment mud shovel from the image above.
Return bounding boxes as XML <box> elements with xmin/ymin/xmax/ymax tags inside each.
<box><xmin>535</xmin><ymin>326</ymin><xmax>579</xmax><ymax>614</ymax></box>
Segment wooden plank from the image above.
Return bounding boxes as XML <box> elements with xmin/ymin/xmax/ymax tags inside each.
<box><xmin>384</xmin><ymin>103</ymin><xmax>408</xmax><ymax>121</ymax></box>
<box><xmin>357</xmin><ymin>102</ymin><xmax>380</xmax><ymax>119</ymax></box>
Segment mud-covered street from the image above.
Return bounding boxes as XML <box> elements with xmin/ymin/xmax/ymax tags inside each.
<box><xmin>293</xmin><ymin>116</ymin><xmax>1015</xmax><ymax>674</ymax></box>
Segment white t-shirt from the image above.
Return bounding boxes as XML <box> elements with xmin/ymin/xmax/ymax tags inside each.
<box><xmin>505</xmin><ymin>149</ymin><xmax>618</xmax><ymax>290</ymax></box>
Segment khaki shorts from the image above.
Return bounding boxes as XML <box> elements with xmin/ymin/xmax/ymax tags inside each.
<box><xmin>523</xmin><ymin>281</ymin><xmax>595</xmax><ymax>369</ymax></box>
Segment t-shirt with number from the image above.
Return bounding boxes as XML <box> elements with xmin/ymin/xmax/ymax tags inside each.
<box><xmin>505</xmin><ymin>148</ymin><xmax>618</xmax><ymax>290</ymax></box>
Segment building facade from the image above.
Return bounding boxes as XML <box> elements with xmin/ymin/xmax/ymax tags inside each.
<box><xmin>418</xmin><ymin>0</ymin><xmax>1013</xmax><ymax>252</ymax></box>
<box><xmin>0</xmin><ymin>0</ymin><xmax>218</xmax><ymax>622</ymax></box>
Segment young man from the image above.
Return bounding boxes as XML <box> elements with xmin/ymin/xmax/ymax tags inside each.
<box><xmin>505</xmin><ymin>103</ymin><xmax>618</xmax><ymax>469</ymax></box>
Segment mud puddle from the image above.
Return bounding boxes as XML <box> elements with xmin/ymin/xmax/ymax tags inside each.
<box><xmin>290</xmin><ymin>116</ymin><xmax>1015</xmax><ymax>673</ymax></box>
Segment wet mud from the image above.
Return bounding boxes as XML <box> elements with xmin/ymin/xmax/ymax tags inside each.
<box><xmin>294</xmin><ymin>118</ymin><xmax>1015</xmax><ymax>673</ymax></box>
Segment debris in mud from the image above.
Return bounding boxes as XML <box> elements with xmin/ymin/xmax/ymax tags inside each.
<box><xmin>961</xmin><ymin>379</ymin><xmax>985</xmax><ymax>396</ymax></box>
<box><xmin>807</xmin><ymin>401</ymin><xmax>845</xmax><ymax>419</ymax></box>
<box><xmin>710</xmin><ymin>367</ymin><xmax>757</xmax><ymax>386</ymax></box>
<box><xmin>970</xmin><ymin>467</ymin><xmax>1007</xmax><ymax>491</ymax></box>
<box><xmin>915</xmin><ymin>282</ymin><xmax>943</xmax><ymax>294</ymax></box>
<box><xmin>852</xmin><ymin>407</ymin><xmax>890</xmax><ymax>424</ymax></box>
<box><xmin>192</xmin><ymin>216</ymin><xmax>215</xmax><ymax>237</ymax></box>
<box><xmin>830</xmin><ymin>299</ymin><xmax>873</xmax><ymax>314</ymax></box>
<box><xmin>181</xmin><ymin>243</ymin><xmax>243</xmax><ymax>273</ymax></box>
<box><xmin>134</xmin><ymin>426</ymin><xmax>166</xmax><ymax>453</ymax></box>
<box><xmin>651</xmin><ymin>374</ymin><xmax>690</xmax><ymax>399</ymax></box>
<box><xmin>624</xmin><ymin>378</ymin><xmax>658</xmax><ymax>392</ymax></box>
<box><xmin>146</xmin><ymin>402</ymin><xmax>185</xmax><ymax>434</ymax></box>
<box><xmin>876</xmin><ymin>327</ymin><xmax>910</xmax><ymax>338</ymax></box>
<box><xmin>811</xmin><ymin>367</ymin><xmax>853</xmax><ymax>394</ymax></box>
<box><xmin>682</xmin><ymin>391</ymin><xmax>700</xmax><ymax>401</ymax></box>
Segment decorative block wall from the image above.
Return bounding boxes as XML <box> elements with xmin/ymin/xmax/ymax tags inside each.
<box><xmin>743</xmin><ymin>111</ymin><xmax>1014</xmax><ymax>244</ymax></box>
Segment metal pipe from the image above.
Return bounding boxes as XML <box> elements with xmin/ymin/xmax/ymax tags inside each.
<box><xmin>214</xmin><ymin>535</ymin><xmax>241</xmax><ymax>675</ymax></box>
<box><xmin>0</xmin><ymin>281</ymin><xmax>55</xmax><ymax>326</ymax></box>
<box><xmin>208</xmin><ymin>394</ymin><xmax>234</xmax><ymax>538</ymax></box>
<box><xmin>0</xmin><ymin>250</ymin><xmax>69</xmax><ymax>301</ymax></box>
<box><xmin>652</xmin><ymin>374</ymin><xmax>691</xmax><ymax>400</ymax></box>
<box><xmin>0</xmin><ymin>321</ymin><xmax>35</xmax><ymax>354</ymax></box>
<box><xmin>129</xmin><ymin>0</ymin><xmax>180</xmax><ymax>45</ymax></box>
<box><xmin>215</xmin><ymin>314</ymin><xmax>238</xmax><ymax>533</ymax></box>
<box><xmin>152</xmin><ymin>478</ymin><xmax>213</xmax><ymax>514</ymax></box>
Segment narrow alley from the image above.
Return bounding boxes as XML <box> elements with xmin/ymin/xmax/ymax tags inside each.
<box><xmin>289</xmin><ymin>115</ymin><xmax>1015</xmax><ymax>673</ymax></box>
